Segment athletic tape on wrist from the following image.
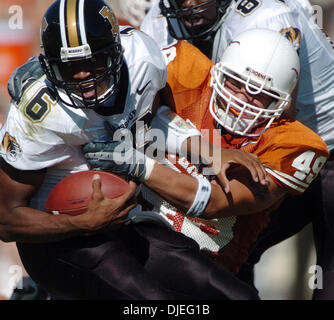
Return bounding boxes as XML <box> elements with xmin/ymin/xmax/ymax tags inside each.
<box><xmin>150</xmin><ymin>105</ymin><xmax>201</xmax><ymax>155</ymax></box>
<box><xmin>186</xmin><ymin>176</ymin><xmax>212</xmax><ymax>218</ymax></box>
<box><xmin>139</xmin><ymin>156</ymin><xmax>156</xmax><ymax>182</ymax></box>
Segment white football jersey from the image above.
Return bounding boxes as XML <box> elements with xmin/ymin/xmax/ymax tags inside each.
<box><xmin>141</xmin><ymin>1</ymin><xmax>177</xmax><ymax>51</ymax></box>
<box><xmin>0</xmin><ymin>27</ymin><xmax>167</xmax><ymax>211</ymax></box>
<box><xmin>141</xmin><ymin>0</ymin><xmax>334</xmax><ymax>151</ymax></box>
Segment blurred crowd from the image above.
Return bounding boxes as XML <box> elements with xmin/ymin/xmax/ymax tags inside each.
<box><xmin>0</xmin><ymin>0</ymin><xmax>333</xmax><ymax>300</ymax></box>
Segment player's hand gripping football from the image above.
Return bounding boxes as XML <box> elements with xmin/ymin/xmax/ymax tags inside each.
<box><xmin>79</xmin><ymin>174</ymin><xmax>137</xmax><ymax>232</ymax></box>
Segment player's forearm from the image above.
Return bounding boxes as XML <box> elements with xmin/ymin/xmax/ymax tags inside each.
<box><xmin>145</xmin><ymin>162</ymin><xmax>285</xmax><ymax>220</ymax></box>
<box><xmin>144</xmin><ymin>162</ymin><xmax>198</xmax><ymax>213</ymax></box>
<box><xmin>201</xmin><ymin>170</ymin><xmax>286</xmax><ymax>219</ymax></box>
<box><xmin>181</xmin><ymin>135</ymin><xmax>212</xmax><ymax>165</ymax></box>
<box><xmin>144</xmin><ymin>160</ymin><xmax>241</xmax><ymax>217</ymax></box>
<box><xmin>0</xmin><ymin>206</ymin><xmax>85</xmax><ymax>243</ymax></box>
<box><xmin>145</xmin><ymin>165</ymin><xmax>232</xmax><ymax>218</ymax></box>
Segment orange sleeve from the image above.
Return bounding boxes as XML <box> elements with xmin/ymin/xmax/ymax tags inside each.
<box><xmin>244</xmin><ymin>120</ymin><xmax>329</xmax><ymax>195</ymax></box>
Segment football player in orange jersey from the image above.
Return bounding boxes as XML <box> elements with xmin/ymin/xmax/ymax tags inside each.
<box><xmin>84</xmin><ymin>29</ymin><xmax>329</xmax><ymax>277</ymax></box>
<box><xmin>142</xmin><ymin>0</ymin><xmax>334</xmax><ymax>299</ymax></box>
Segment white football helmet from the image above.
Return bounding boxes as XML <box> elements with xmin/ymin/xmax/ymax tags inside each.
<box><xmin>119</xmin><ymin>0</ymin><xmax>152</xmax><ymax>27</ymax></box>
<box><xmin>209</xmin><ymin>28</ymin><xmax>300</xmax><ymax>136</ymax></box>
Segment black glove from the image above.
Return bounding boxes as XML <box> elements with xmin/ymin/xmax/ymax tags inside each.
<box><xmin>83</xmin><ymin>122</ymin><xmax>155</xmax><ymax>183</ymax></box>
<box><xmin>8</xmin><ymin>56</ymin><xmax>44</xmax><ymax>103</ymax></box>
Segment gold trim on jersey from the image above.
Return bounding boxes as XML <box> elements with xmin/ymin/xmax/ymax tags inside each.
<box><xmin>17</xmin><ymin>79</ymin><xmax>56</xmax><ymax>124</ymax></box>
<box><xmin>234</xmin><ymin>0</ymin><xmax>263</xmax><ymax>18</ymax></box>
<box><xmin>23</xmin><ymin>93</ymin><xmax>55</xmax><ymax>124</ymax></box>
<box><xmin>17</xmin><ymin>76</ymin><xmax>44</xmax><ymax>108</ymax></box>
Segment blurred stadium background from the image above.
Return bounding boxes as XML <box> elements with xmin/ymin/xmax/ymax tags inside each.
<box><xmin>0</xmin><ymin>0</ymin><xmax>333</xmax><ymax>300</ymax></box>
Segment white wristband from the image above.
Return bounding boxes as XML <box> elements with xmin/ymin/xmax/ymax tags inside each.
<box><xmin>139</xmin><ymin>156</ymin><xmax>156</xmax><ymax>182</ymax></box>
<box><xmin>150</xmin><ymin>105</ymin><xmax>201</xmax><ymax>155</ymax></box>
<box><xmin>186</xmin><ymin>176</ymin><xmax>212</xmax><ymax>218</ymax></box>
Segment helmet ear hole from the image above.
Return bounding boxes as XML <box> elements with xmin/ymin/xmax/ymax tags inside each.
<box><xmin>40</xmin><ymin>0</ymin><xmax>123</xmax><ymax>109</ymax></box>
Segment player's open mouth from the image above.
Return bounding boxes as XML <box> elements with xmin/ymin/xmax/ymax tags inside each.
<box><xmin>83</xmin><ymin>88</ymin><xmax>96</xmax><ymax>99</ymax></box>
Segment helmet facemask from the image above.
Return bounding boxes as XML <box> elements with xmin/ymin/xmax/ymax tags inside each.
<box><xmin>208</xmin><ymin>28</ymin><xmax>300</xmax><ymax>137</ymax></box>
<box><xmin>209</xmin><ymin>63</ymin><xmax>291</xmax><ymax>137</ymax></box>
<box><xmin>40</xmin><ymin>42</ymin><xmax>123</xmax><ymax>109</ymax></box>
<box><xmin>159</xmin><ymin>0</ymin><xmax>231</xmax><ymax>40</ymax></box>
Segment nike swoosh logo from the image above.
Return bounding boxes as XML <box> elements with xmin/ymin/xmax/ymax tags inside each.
<box><xmin>137</xmin><ymin>80</ymin><xmax>151</xmax><ymax>95</ymax></box>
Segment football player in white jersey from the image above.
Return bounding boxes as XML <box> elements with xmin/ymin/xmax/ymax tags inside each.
<box><xmin>141</xmin><ymin>0</ymin><xmax>334</xmax><ymax>299</ymax></box>
<box><xmin>0</xmin><ymin>0</ymin><xmax>263</xmax><ymax>300</ymax></box>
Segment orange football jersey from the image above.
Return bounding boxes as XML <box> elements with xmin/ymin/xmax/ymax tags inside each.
<box><xmin>143</xmin><ymin>40</ymin><xmax>330</xmax><ymax>274</ymax></box>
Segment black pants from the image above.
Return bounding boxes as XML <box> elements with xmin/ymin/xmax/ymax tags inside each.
<box><xmin>238</xmin><ymin>154</ymin><xmax>334</xmax><ymax>299</ymax></box>
<box><xmin>17</xmin><ymin>223</ymin><xmax>259</xmax><ymax>300</ymax></box>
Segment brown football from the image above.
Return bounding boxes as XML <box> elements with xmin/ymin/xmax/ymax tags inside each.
<box><xmin>45</xmin><ymin>170</ymin><xmax>129</xmax><ymax>216</ymax></box>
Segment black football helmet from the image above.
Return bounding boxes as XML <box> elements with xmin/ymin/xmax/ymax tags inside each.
<box><xmin>159</xmin><ymin>0</ymin><xmax>232</xmax><ymax>40</ymax></box>
<box><xmin>39</xmin><ymin>0</ymin><xmax>123</xmax><ymax>109</ymax></box>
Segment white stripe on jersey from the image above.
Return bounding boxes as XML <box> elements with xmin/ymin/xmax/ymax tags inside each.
<box><xmin>269</xmin><ymin>168</ymin><xmax>309</xmax><ymax>188</ymax></box>
<box><xmin>78</xmin><ymin>0</ymin><xmax>87</xmax><ymax>45</ymax></box>
<box><xmin>265</xmin><ymin>167</ymin><xmax>306</xmax><ymax>193</ymax></box>
<box><xmin>59</xmin><ymin>0</ymin><xmax>68</xmax><ymax>48</ymax></box>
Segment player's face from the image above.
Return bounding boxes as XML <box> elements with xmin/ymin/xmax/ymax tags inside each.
<box><xmin>178</xmin><ymin>0</ymin><xmax>217</xmax><ymax>31</ymax></box>
<box><xmin>57</xmin><ymin>54</ymin><xmax>111</xmax><ymax>100</ymax></box>
<box><xmin>71</xmin><ymin>69</ymin><xmax>109</xmax><ymax>100</ymax></box>
<box><xmin>216</xmin><ymin>76</ymin><xmax>275</xmax><ymax>119</ymax></box>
